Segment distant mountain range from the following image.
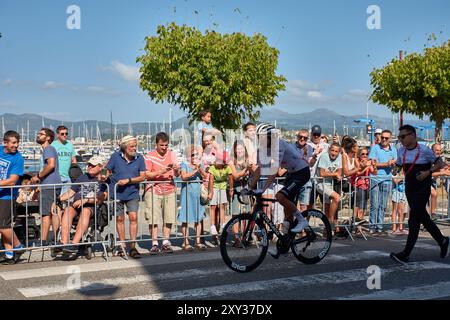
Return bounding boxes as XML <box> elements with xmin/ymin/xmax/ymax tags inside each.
<box><xmin>0</xmin><ymin>109</ymin><xmax>436</xmax><ymax>139</ymax></box>
<box><xmin>258</xmin><ymin>108</ymin><xmax>435</xmax><ymax>132</ymax></box>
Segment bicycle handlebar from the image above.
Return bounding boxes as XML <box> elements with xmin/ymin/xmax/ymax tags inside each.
<box><xmin>235</xmin><ymin>188</ymin><xmax>277</xmax><ymax>205</ymax></box>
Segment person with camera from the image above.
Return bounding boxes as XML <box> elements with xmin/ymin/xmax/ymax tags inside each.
<box><xmin>144</xmin><ymin>132</ymin><xmax>180</xmax><ymax>254</ymax></box>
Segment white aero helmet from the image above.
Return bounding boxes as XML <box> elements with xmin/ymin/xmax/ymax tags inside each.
<box><xmin>256</xmin><ymin>123</ymin><xmax>276</xmax><ymax>135</ymax></box>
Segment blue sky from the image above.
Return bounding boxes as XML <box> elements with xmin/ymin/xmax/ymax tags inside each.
<box><xmin>1</xmin><ymin>0</ymin><xmax>449</xmax><ymax>123</ymax></box>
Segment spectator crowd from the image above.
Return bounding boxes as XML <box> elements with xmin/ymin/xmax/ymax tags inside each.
<box><xmin>0</xmin><ymin>111</ymin><xmax>450</xmax><ymax>264</ymax></box>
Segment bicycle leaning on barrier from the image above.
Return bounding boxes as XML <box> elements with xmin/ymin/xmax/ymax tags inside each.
<box><xmin>219</xmin><ymin>188</ymin><xmax>332</xmax><ymax>273</ymax></box>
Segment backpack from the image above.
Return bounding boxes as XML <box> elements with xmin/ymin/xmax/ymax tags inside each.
<box><xmin>69</xmin><ymin>163</ymin><xmax>83</xmax><ymax>183</ymax></box>
<box><xmin>95</xmin><ymin>203</ymin><xmax>110</xmax><ymax>233</ymax></box>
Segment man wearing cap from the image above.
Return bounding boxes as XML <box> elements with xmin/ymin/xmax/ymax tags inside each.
<box><xmin>373</xmin><ymin>128</ymin><xmax>382</xmax><ymax>146</ymax></box>
<box><xmin>106</xmin><ymin>136</ymin><xmax>146</xmax><ymax>259</ymax></box>
<box><xmin>59</xmin><ymin>155</ymin><xmax>107</xmax><ymax>255</ymax></box>
<box><xmin>307</xmin><ymin>125</ymin><xmax>329</xmax><ymax>208</ymax></box>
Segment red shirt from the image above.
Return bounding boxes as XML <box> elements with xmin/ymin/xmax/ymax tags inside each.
<box><xmin>144</xmin><ymin>150</ymin><xmax>178</xmax><ymax>195</ymax></box>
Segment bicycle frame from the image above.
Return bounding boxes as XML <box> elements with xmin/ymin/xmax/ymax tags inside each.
<box><xmin>242</xmin><ymin>195</ymin><xmax>311</xmax><ymax>248</ymax></box>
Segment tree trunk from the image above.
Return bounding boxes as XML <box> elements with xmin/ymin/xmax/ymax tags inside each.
<box><xmin>435</xmin><ymin>117</ymin><xmax>443</xmax><ymax>143</ymax></box>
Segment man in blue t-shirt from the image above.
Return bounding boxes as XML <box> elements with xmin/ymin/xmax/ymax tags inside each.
<box><xmin>0</xmin><ymin>131</ymin><xmax>26</xmax><ymax>264</ymax></box>
<box><xmin>51</xmin><ymin>125</ymin><xmax>77</xmax><ymax>195</ymax></box>
<box><xmin>31</xmin><ymin>128</ymin><xmax>62</xmax><ymax>248</ymax></box>
<box><xmin>106</xmin><ymin>135</ymin><xmax>146</xmax><ymax>258</ymax></box>
<box><xmin>368</xmin><ymin>129</ymin><xmax>398</xmax><ymax>234</ymax></box>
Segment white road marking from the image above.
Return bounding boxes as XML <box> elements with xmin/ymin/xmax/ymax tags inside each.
<box><xmin>118</xmin><ymin>261</ymin><xmax>450</xmax><ymax>300</ymax></box>
<box><xmin>17</xmin><ymin>250</ymin><xmax>386</xmax><ymax>298</ymax></box>
<box><xmin>339</xmin><ymin>281</ymin><xmax>450</xmax><ymax>300</ymax></box>
<box><xmin>0</xmin><ymin>251</ymin><xmax>221</xmax><ymax>281</ymax></box>
<box><xmin>2</xmin><ymin>241</ymin><xmax>349</xmax><ymax>281</ymax></box>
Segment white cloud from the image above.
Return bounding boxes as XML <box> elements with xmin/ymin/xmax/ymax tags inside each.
<box><xmin>100</xmin><ymin>60</ymin><xmax>140</xmax><ymax>83</ymax></box>
<box><xmin>0</xmin><ymin>101</ymin><xmax>16</xmax><ymax>108</ymax></box>
<box><xmin>347</xmin><ymin>89</ymin><xmax>368</xmax><ymax>97</ymax></box>
<box><xmin>281</xmin><ymin>80</ymin><xmax>371</xmax><ymax>111</ymax></box>
<box><xmin>42</xmin><ymin>81</ymin><xmax>66</xmax><ymax>89</ymax></box>
<box><xmin>84</xmin><ymin>86</ymin><xmax>122</xmax><ymax>96</ymax></box>
<box><xmin>307</xmin><ymin>91</ymin><xmax>323</xmax><ymax>98</ymax></box>
<box><xmin>283</xmin><ymin>79</ymin><xmax>331</xmax><ymax>105</ymax></box>
<box><xmin>3</xmin><ymin>78</ymin><xmax>12</xmax><ymax>86</ymax></box>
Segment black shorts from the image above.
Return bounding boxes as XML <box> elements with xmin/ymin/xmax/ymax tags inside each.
<box><xmin>278</xmin><ymin>167</ymin><xmax>311</xmax><ymax>203</ymax></box>
<box><xmin>0</xmin><ymin>199</ymin><xmax>17</xmax><ymax>229</ymax></box>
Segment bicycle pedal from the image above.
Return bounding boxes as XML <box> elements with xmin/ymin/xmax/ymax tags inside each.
<box><xmin>268</xmin><ymin>250</ymin><xmax>280</xmax><ymax>259</ymax></box>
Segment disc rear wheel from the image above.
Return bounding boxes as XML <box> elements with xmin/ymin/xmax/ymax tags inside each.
<box><xmin>291</xmin><ymin>209</ymin><xmax>332</xmax><ymax>264</ymax></box>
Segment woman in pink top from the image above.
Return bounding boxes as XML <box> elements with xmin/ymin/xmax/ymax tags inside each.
<box><xmin>354</xmin><ymin>148</ymin><xmax>377</xmax><ymax>227</ymax></box>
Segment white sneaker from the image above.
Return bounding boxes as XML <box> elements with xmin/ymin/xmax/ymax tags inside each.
<box><xmin>291</xmin><ymin>218</ymin><xmax>309</xmax><ymax>233</ymax></box>
<box><xmin>210</xmin><ymin>225</ymin><xmax>218</xmax><ymax>236</ymax></box>
<box><xmin>268</xmin><ymin>247</ymin><xmax>279</xmax><ymax>258</ymax></box>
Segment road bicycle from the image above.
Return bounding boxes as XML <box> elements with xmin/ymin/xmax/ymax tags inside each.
<box><xmin>220</xmin><ymin>189</ymin><xmax>332</xmax><ymax>273</ymax></box>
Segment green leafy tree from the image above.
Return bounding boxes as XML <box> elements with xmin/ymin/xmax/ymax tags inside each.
<box><xmin>370</xmin><ymin>39</ymin><xmax>450</xmax><ymax>142</ymax></box>
<box><xmin>137</xmin><ymin>23</ymin><xmax>286</xmax><ymax>131</ymax></box>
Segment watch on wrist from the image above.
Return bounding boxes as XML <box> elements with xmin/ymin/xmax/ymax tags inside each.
<box><xmin>128</xmin><ymin>178</ymin><xmax>132</xmax><ymax>184</ymax></box>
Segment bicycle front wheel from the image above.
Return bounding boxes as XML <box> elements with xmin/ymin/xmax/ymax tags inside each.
<box><xmin>220</xmin><ymin>214</ymin><xmax>268</xmax><ymax>273</ymax></box>
<box><xmin>291</xmin><ymin>209</ymin><xmax>332</xmax><ymax>264</ymax></box>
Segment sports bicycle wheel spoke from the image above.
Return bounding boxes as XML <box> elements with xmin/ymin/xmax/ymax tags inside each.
<box><xmin>291</xmin><ymin>209</ymin><xmax>332</xmax><ymax>264</ymax></box>
<box><xmin>220</xmin><ymin>214</ymin><xmax>268</xmax><ymax>273</ymax></box>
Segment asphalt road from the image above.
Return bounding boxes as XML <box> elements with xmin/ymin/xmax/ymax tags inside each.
<box><xmin>1</xmin><ymin>225</ymin><xmax>450</xmax><ymax>301</ymax></box>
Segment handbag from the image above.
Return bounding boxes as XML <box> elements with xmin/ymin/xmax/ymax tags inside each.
<box><xmin>200</xmin><ymin>184</ymin><xmax>210</xmax><ymax>205</ymax></box>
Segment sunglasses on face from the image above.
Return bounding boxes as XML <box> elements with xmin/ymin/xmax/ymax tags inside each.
<box><xmin>312</xmin><ymin>133</ymin><xmax>321</xmax><ymax>137</ymax></box>
<box><xmin>381</xmin><ymin>136</ymin><xmax>390</xmax><ymax>140</ymax></box>
<box><xmin>60</xmin><ymin>132</ymin><xmax>68</xmax><ymax>136</ymax></box>
<box><xmin>398</xmin><ymin>132</ymin><xmax>413</xmax><ymax>140</ymax></box>
<box><xmin>298</xmin><ymin>136</ymin><xmax>308</xmax><ymax>140</ymax></box>
<box><xmin>360</xmin><ymin>153</ymin><xmax>368</xmax><ymax>156</ymax></box>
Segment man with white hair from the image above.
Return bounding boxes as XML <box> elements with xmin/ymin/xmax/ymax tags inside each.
<box><xmin>106</xmin><ymin>136</ymin><xmax>146</xmax><ymax>258</ymax></box>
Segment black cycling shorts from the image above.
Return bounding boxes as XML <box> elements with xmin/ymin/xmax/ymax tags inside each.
<box><xmin>278</xmin><ymin>167</ymin><xmax>311</xmax><ymax>203</ymax></box>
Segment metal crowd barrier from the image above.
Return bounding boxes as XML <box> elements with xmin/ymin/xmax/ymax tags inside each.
<box><xmin>0</xmin><ymin>181</ymin><xmax>111</xmax><ymax>261</ymax></box>
<box><xmin>2</xmin><ymin>174</ymin><xmax>449</xmax><ymax>263</ymax></box>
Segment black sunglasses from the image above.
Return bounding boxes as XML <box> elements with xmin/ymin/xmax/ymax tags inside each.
<box><xmin>398</xmin><ymin>132</ymin><xmax>413</xmax><ymax>140</ymax></box>
<box><xmin>381</xmin><ymin>136</ymin><xmax>390</xmax><ymax>140</ymax></box>
<box><xmin>298</xmin><ymin>136</ymin><xmax>308</xmax><ymax>140</ymax></box>
<box><xmin>60</xmin><ymin>132</ymin><xmax>68</xmax><ymax>136</ymax></box>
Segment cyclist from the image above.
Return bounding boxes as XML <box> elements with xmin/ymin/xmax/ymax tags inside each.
<box><xmin>250</xmin><ymin>123</ymin><xmax>310</xmax><ymax>236</ymax></box>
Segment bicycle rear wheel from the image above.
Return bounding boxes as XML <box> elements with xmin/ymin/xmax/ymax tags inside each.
<box><xmin>220</xmin><ymin>214</ymin><xmax>268</xmax><ymax>273</ymax></box>
<box><xmin>291</xmin><ymin>209</ymin><xmax>332</xmax><ymax>264</ymax></box>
